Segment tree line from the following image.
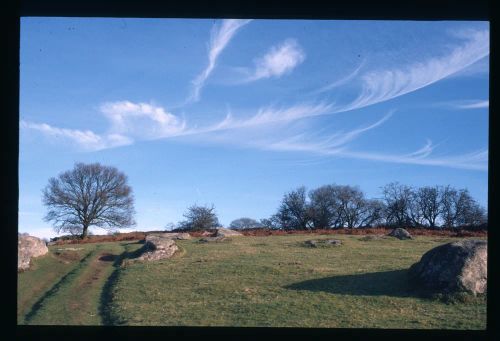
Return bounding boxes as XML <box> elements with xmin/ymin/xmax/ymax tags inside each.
<box><xmin>41</xmin><ymin>163</ymin><xmax>487</xmax><ymax>239</ymax></box>
<box><xmin>256</xmin><ymin>182</ymin><xmax>487</xmax><ymax>230</ymax></box>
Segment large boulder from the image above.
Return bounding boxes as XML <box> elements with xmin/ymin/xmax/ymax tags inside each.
<box><xmin>388</xmin><ymin>228</ymin><xmax>412</xmax><ymax>240</ymax></box>
<box><xmin>137</xmin><ymin>235</ymin><xmax>179</xmax><ymax>261</ymax></box>
<box><xmin>18</xmin><ymin>234</ymin><xmax>49</xmax><ymax>271</ymax></box>
<box><xmin>409</xmin><ymin>239</ymin><xmax>487</xmax><ymax>295</ymax></box>
<box><xmin>215</xmin><ymin>228</ymin><xmax>243</xmax><ymax>237</ymax></box>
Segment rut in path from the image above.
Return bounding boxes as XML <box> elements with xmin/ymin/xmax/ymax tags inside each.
<box><xmin>24</xmin><ymin>245</ymin><xmax>125</xmax><ymax>325</ymax></box>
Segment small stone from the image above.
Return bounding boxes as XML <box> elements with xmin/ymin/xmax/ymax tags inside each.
<box><xmin>388</xmin><ymin>228</ymin><xmax>412</xmax><ymax>240</ymax></box>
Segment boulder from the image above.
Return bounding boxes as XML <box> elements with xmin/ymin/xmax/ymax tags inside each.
<box><xmin>18</xmin><ymin>234</ymin><xmax>49</xmax><ymax>271</ymax></box>
<box><xmin>198</xmin><ymin>236</ymin><xmax>227</xmax><ymax>243</ymax></box>
<box><xmin>388</xmin><ymin>228</ymin><xmax>412</xmax><ymax>240</ymax></box>
<box><xmin>215</xmin><ymin>228</ymin><xmax>243</xmax><ymax>237</ymax></box>
<box><xmin>137</xmin><ymin>235</ymin><xmax>179</xmax><ymax>261</ymax></box>
<box><xmin>325</xmin><ymin>239</ymin><xmax>342</xmax><ymax>246</ymax></box>
<box><xmin>409</xmin><ymin>239</ymin><xmax>487</xmax><ymax>295</ymax></box>
<box><xmin>148</xmin><ymin>232</ymin><xmax>191</xmax><ymax>240</ymax></box>
<box><xmin>304</xmin><ymin>240</ymin><xmax>318</xmax><ymax>247</ymax></box>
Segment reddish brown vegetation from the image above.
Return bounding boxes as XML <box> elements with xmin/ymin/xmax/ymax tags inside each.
<box><xmin>50</xmin><ymin>227</ymin><xmax>486</xmax><ymax>245</ymax></box>
<box><xmin>238</xmin><ymin>227</ymin><xmax>487</xmax><ymax>238</ymax></box>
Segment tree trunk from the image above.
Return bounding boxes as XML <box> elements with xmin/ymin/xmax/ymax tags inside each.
<box><xmin>81</xmin><ymin>225</ymin><xmax>89</xmax><ymax>239</ymax></box>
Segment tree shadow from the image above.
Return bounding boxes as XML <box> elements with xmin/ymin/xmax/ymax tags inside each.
<box><xmin>285</xmin><ymin>269</ymin><xmax>424</xmax><ymax>298</ymax></box>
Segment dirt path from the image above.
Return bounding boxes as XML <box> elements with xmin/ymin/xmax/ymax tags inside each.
<box><xmin>24</xmin><ymin>244</ymin><xmax>126</xmax><ymax>325</ymax></box>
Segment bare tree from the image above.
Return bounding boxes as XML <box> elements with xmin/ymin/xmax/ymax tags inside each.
<box><xmin>415</xmin><ymin>186</ymin><xmax>442</xmax><ymax>228</ymax></box>
<box><xmin>43</xmin><ymin>162</ymin><xmax>135</xmax><ymax>239</ymax></box>
<box><xmin>308</xmin><ymin>185</ymin><xmax>342</xmax><ymax>229</ymax></box>
<box><xmin>178</xmin><ymin>204</ymin><xmax>220</xmax><ymax>231</ymax></box>
<box><xmin>229</xmin><ymin>217</ymin><xmax>263</xmax><ymax>229</ymax></box>
<box><xmin>275</xmin><ymin>186</ymin><xmax>312</xmax><ymax>230</ymax></box>
<box><xmin>357</xmin><ymin>199</ymin><xmax>386</xmax><ymax>227</ymax></box>
<box><xmin>381</xmin><ymin>182</ymin><xmax>413</xmax><ymax>227</ymax></box>
<box><xmin>337</xmin><ymin>185</ymin><xmax>368</xmax><ymax>229</ymax></box>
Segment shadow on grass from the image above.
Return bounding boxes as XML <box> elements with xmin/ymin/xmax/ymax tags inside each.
<box><xmin>99</xmin><ymin>244</ymin><xmax>146</xmax><ymax>325</ymax></box>
<box><xmin>285</xmin><ymin>269</ymin><xmax>424</xmax><ymax>298</ymax></box>
<box><xmin>23</xmin><ymin>251</ymin><xmax>95</xmax><ymax>324</ymax></box>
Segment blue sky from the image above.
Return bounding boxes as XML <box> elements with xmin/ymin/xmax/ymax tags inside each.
<box><xmin>19</xmin><ymin>18</ymin><xmax>489</xmax><ymax>239</ymax></box>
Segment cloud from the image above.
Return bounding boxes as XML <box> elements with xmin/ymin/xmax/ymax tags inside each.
<box><xmin>20</xmin><ymin>120</ymin><xmax>133</xmax><ymax>151</ymax></box>
<box><xmin>315</xmin><ymin>59</ymin><xmax>366</xmax><ymax>94</ymax></box>
<box><xmin>325</xmin><ymin>29</ymin><xmax>489</xmax><ymax>113</ymax></box>
<box><xmin>244</xmin><ymin>39</ymin><xmax>305</xmax><ymax>82</ymax></box>
<box><xmin>339</xmin><ymin>148</ymin><xmax>488</xmax><ymax>171</ymax></box>
<box><xmin>100</xmin><ymin>101</ymin><xmax>187</xmax><ymax>139</ymax></box>
<box><xmin>188</xmin><ymin>19</ymin><xmax>252</xmax><ymax>103</ymax></box>
<box><xmin>454</xmin><ymin>100</ymin><xmax>489</xmax><ymax>109</ymax></box>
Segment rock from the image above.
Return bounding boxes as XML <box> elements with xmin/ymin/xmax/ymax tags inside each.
<box><xmin>325</xmin><ymin>239</ymin><xmax>342</xmax><ymax>246</ymax></box>
<box><xmin>18</xmin><ymin>234</ymin><xmax>49</xmax><ymax>271</ymax></box>
<box><xmin>198</xmin><ymin>236</ymin><xmax>227</xmax><ymax>243</ymax></box>
<box><xmin>201</xmin><ymin>231</ymin><xmax>215</xmax><ymax>237</ymax></box>
<box><xmin>409</xmin><ymin>239</ymin><xmax>487</xmax><ymax>295</ymax></box>
<box><xmin>137</xmin><ymin>235</ymin><xmax>179</xmax><ymax>261</ymax></box>
<box><xmin>388</xmin><ymin>228</ymin><xmax>412</xmax><ymax>240</ymax></box>
<box><xmin>148</xmin><ymin>232</ymin><xmax>191</xmax><ymax>240</ymax></box>
<box><xmin>215</xmin><ymin>228</ymin><xmax>243</xmax><ymax>237</ymax></box>
<box><xmin>304</xmin><ymin>240</ymin><xmax>318</xmax><ymax>247</ymax></box>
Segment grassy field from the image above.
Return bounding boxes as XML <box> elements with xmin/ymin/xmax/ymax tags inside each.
<box><xmin>18</xmin><ymin>234</ymin><xmax>486</xmax><ymax>329</ymax></box>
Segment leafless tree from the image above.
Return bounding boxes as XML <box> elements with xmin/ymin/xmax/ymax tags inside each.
<box><xmin>42</xmin><ymin>162</ymin><xmax>135</xmax><ymax>239</ymax></box>
<box><xmin>381</xmin><ymin>182</ymin><xmax>413</xmax><ymax>227</ymax></box>
<box><xmin>337</xmin><ymin>185</ymin><xmax>368</xmax><ymax>229</ymax></box>
<box><xmin>357</xmin><ymin>199</ymin><xmax>386</xmax><ymax>227</ymax></box>
<box><xmin>308</xmin><ymin>185</ymin><xmax>343</xmax><ymax>229</ymax></box>
<box><xmin>275</xmin><ymin>186</ymin><xmax>312</xmax><ymax>230</ymax></box>
<box><xmin>178</xmin><ymin>204</ymin><xmax>220</xmax><ymax>230</ymax></box>
<box><xmin>415</xmin><ymin>186</ymin><xmax>442</xmax><ymax>228</ymax></box>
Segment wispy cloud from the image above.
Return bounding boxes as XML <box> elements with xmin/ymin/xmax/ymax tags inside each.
<box><xmin>326</xmin><ymin>29</ymin><xmax>489</xmax><ymax>113</ymax></box>
<box><xmin>315</xmin><ymin>59</ymin><xmax>366</xmax><ymax>94</ymax></box>
<box><xmin>100</xmin><ymin>101</ymin><xmax>187</xmax><ymax>139</ymax></box>
<box><xmin>188</xmin><ymin>19</ymin><xmax>252</xmax><ymax>103</ymax></box>
<box><xmin>339</xmin><ymin>148</ymin><xmax>488</xmax><ymax>171</ymax></box>
<box><xmin>243</xmin><ymin>39</ymin><xmax>305</xmax><ymax>82</ymax></box>
<box><xmin>20</xmin><ymin>120</ymin><xmax>133</xmax><ymax>151</ymax></box>
<box><xmin>454</xmin><ymin>100</ymin><xmax>489</xmax><ymax>109</ymax></box>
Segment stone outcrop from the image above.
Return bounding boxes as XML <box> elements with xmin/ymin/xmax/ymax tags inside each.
<box><xmin>148</xmin><ymin>232</ymin><xmax>191</xmax><ymax>240</ymax></box>
<box><xmin>409</xmin><ymin>239</ymin><xmax>487</xmax><ymax>295</ymax></box>
<box><xmin>388</xmin><ymin>228</ymin><xmax>412</xmax><ymax>240</ymax></box>
<box><xmin>137</xmin><ymin>235</ymin><xmax>179</xmax><ymax>261</ymax></box>
<box><xmin>198</xmin><ymin>236</ymin><xmax>227</xmax><ymax>243</ymax></box>
<box><xmin>304</xmin><ymin>239</ymin><xmax>342</xmax><ymax>247</ymax></box>
<box><xmin>18</xmin><ymin>234</ymin><xmax>49</xmax><ymax>271</ymax></box>
<box><xmin>215</xmin><ymin>228</ymin><xmax>243</xmax><ymax>237</ymax></box>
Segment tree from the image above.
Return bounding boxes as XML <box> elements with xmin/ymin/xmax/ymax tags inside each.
<box><xmin>178</xmin><ymin>204</ymin><xmax>220</xmax><ymax>230</ymax></box>
<box><xmin>381</xmin><ymin>182</ymin><xmax>413</xmax><ymax>227</ymax></box>
<box><xmin>415</xmin><ymin>186</ymin><xmax>442</xmax><ymax>228</ymax></box>
<box><xmin>275</xmin><ymin>186</ymin><xmax>312</xmax><ymax>230</ymax></box>
<box><xmin>42</xmin><ymin>162</ymin><xmax>135</xmax><ymax>239</ymax></box>
<box><xmin>229</xmin><ymin>217</ymin><xmax>263</xmax><ymax>229</ymax></box>
<box><xmin>308</xmin><ymin>185</ymin><xmax>343</xmax><ymax>229</ymax></box>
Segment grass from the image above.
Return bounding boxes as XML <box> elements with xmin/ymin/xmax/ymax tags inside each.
<box><xmin>17</xmin><ymin>241</ymin><xmax>143</xmax><ymax>325</ymax></box>
<box><xmin>107</xmin><ymin>234</ymin><xmax>486</xmax><ymax>329</ymax></box>
<box><xmin>18</xmin><ymin>234</ymin><xmax>486</xmax><ymax>328</ymax></box>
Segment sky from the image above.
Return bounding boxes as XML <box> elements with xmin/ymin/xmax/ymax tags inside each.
<box><xmin>19</xmin><ymin>18</ymin><xmax>489</xmax><ymax>239</ymax></box>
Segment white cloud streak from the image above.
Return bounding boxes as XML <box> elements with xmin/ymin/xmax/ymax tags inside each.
<box><xmin>328</xmin><ymin>29</ymin><xmax>489</xmax><ymax>113</ymax></box>
<box><xmin>244</xmin><ymin>39</ymin><xmax>305</xmax><ymax>82</ymax></box>
<box><xmin>188</xmin><ymin>19</ymin><xmax>252</xmax><ymax>103</ymax></box>
<box><xmin>455</xmin><ymin>100</ymin><xmax>489</xmax><ymax>109</ymax></box>
<box><xmin>20</xmin><ymin>120</ymin><xmax>133</xmax><ymax>151</ymax></box>
<box><xmin>315</xmin><ymin>59</ymin><xmax>366</xmax><ymax>94</ymax></box>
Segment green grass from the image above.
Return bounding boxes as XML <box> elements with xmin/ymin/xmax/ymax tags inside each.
<box><xmin>17</xmin><ymin>241</ymin><xmax>143</xmax><ymax>325</ymax></box>
<box><xmin>108</xmin><ymin>235</ymin><xmax>486</xmax><ymax>329</ymax></box>
<box><xmin>18</xmin><ymin>235</ymin><xmax>486</xmax><ymax>328</ymax></box>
